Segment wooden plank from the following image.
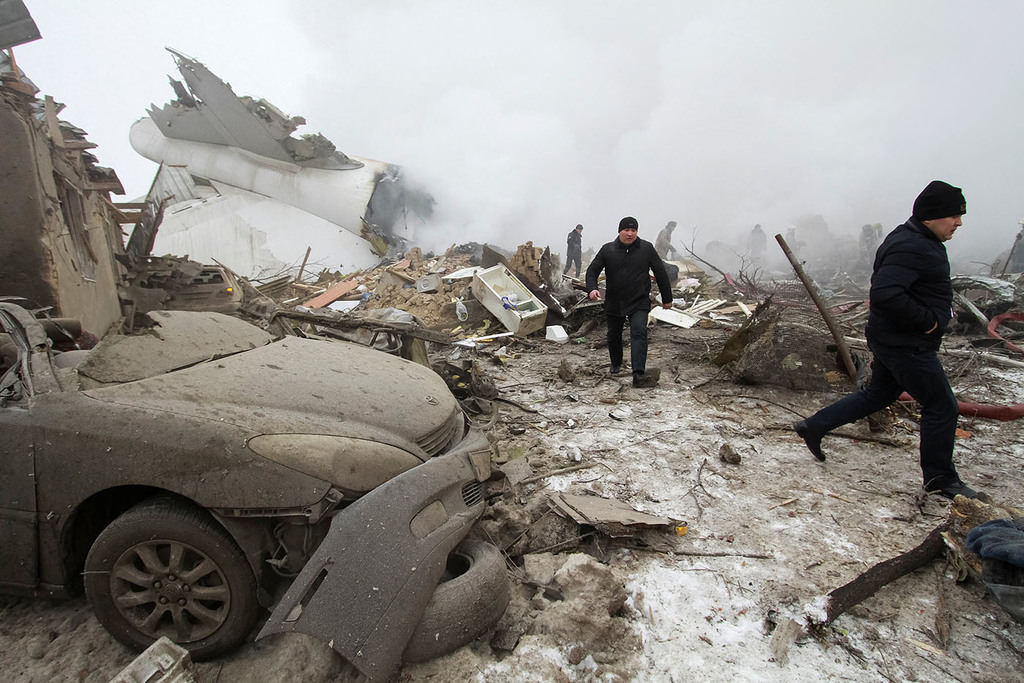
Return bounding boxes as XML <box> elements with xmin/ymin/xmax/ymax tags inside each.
<box><xmin>61</xmin><ymin>140</ymin><xmax>99</xmax><ymax>150</ymax></box>
<box><xmin>43</xmin><ymin>96</ymin><xmax>65</xmax><ymax>148</ymax></box>
<box><xmin>116</xmin><ymin>212</ymin><xmax>143</xmax><ymax>223</ymax></box>
<box><xmin>302</xmin><ymin>279</ymin><xmax>360</xmax><ymax>309</ymax></box>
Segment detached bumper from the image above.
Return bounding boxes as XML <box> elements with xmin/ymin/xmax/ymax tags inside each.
<box><xmin>257</xmin><ymin>428</ymin><xmax>492</xmax><ymax>680</ymax></box>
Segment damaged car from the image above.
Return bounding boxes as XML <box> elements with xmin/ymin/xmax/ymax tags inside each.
<box><xmin>0</xmin><ymin>300</ymin><xmax>508</xmax><ymax>670</ymax></box>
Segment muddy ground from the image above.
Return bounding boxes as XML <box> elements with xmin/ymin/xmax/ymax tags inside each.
<box><xmin>2</xmin><ymin>310</ymin><xmax>1023</xmax><ymax>682</ymax></box>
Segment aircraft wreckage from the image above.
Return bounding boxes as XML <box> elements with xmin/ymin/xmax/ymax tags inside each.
<box><xmin>128</xmin><ymin>48</ymin><xmax>434</xmax><ymax>279</ymax></box>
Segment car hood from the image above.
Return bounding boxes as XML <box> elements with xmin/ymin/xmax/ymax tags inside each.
<box><xmin>82</xmin><ymin>336</ymin><xmax>459</xmax><ymax>451</ymax></box>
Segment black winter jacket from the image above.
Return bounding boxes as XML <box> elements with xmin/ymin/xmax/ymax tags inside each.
<box><xmin>566</xmin><ymin>229</ymin><xmax>582</xmax><ymax>254</ymax></box>
<box><xmin>585</xmin><ymin>237</ymin><xmax>673</xmax><ymax>316</ymax></box>
<box><xmin>866</xmin><ymin>217</ymin><xmax>953</xmax><ymax>350</ymax></box>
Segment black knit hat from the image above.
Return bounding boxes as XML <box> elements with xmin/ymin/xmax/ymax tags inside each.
<box><xmin>912</xmin><ymin>181</ymin><xmax>966</xmax><ymax>221</ymax></box>
<box><xmin>619</xmin><ymin>216</ymin><xmax>638</xmax><ymax>232</ymax></box>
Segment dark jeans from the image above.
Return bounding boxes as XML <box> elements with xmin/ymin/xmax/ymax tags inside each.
<box><xmin>563</xmin><ymin>251</ymin><xmax>581</xmax><ymax>276</ymax></box>
<box><xmin>803</xmin><ymin>342</ymin><xmax>960</xmax><ymax>486</ymax></box>
<box><xmin>607</xmin><ymin>310</ymin><xmax>649</xmax><ymax>375</ymax></box>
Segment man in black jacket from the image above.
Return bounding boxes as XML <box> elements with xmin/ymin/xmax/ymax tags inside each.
<box><xmin>586</xmin><ymin>216</ymin><xmax>674</xmax><ymax>388</ymax></box>
<box><xmin>564</xmin><ymin>224</ymin><xmax>583</xmax><ymax>277</ymax></box>
<box><xmin>794</xmin><ymin>181</ymin><xmax>982</xmax><ymax>500</ymax></box>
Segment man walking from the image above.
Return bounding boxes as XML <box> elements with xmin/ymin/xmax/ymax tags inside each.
<box><xmin>655</xmin><ymin>220</ymin><xmax>680</xmax><ymax>260</ymax></box>
<box><xmin>586</xmin><ymin>216</ymin><xmax>674</xmax><ymax>388</ymax></box>
<box><xmin>563</xmin><ymin>223</ymin><xmax>583</xmax><ymax>277</ymax></box>
<box><xmin>794</xmin><ymin>180</ymin><xmax>982</xmax><ymax>500</ymax></box>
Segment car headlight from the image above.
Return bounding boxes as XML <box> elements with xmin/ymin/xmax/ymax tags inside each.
<box><xmin>247</xmin><ymin>434</ymin><xmax>423</xmax><ymax>495</ymax></box>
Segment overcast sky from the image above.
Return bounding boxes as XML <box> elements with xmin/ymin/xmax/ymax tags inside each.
<box><xmin>15</xmin><ymin>0</ymin><xmax>1024</xmax><ymax>267</ymax></box>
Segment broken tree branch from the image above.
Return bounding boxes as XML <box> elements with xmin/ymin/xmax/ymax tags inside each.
<box><xmin>768</xmin><ymin>423</ymin><xmax>904</xmax><ymax>448</ymax></box>
<box><xmin>633</xmin><ymin>545</ymin><xmax>773</xmax><ymax>560</ymax></box>
<box><xmin>809</xmin><ymin>519</ymin><xmax>951</xmax><ymax>627</ymax></box>
<box><xmin>493</xmin><ymin>396</ymin><xmax>540</xmax><ymax>413</ymax></box>
<box><xmin>775</xmin><ymin>232</ymin><xmax>857</xmax><ymax>380</ymax></box>
<box><xmin>518</xmin><ymin>461</ymin><xmax>602</xmax><ymax>485</ymax></box>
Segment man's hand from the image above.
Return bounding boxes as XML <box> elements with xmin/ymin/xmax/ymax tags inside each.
<box><xmin>588</xmin><ymin>289</ymin><xmax>601</xmax><ymax>301</ymax></box>
<box><xmin>661</xmin><ymin>302</ymin><xmax>673</xmax><ymax>309</ymax></box>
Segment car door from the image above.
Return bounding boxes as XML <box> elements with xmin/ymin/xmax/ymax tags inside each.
<box><xmin>0</xmin><ymin>303</ymin><xmax>41</xmax><ymax>589</ymax></box>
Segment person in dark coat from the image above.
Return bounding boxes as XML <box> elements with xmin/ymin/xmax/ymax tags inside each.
<box><xmin>563</xmin><ymin>224</ymin><xmax>583</xmax><ymax>277</ymax></box>
<box><xmin>794</xmin><ymin>180</ymin><xmax>982</xmax><ymax>500</ymax></box>
<box><xmin>585</xmin><ymin>216</ymin><xmax>674</xmax><ymax>388</ymax></box>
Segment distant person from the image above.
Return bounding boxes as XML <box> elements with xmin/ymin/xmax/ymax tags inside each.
<box><xmin>858</xmin><ymin>223</ymin><xmax>881</xmax><ymax>271</ymax></box>
<box><xmin>585</xmin><ymin>216</ymin><xmax>673</xmax><ymax>388</ymax></box>
<box><xmin>655</xmin><ymin>220</ymin><xmax>680</xmax><ymax>260</ymax></box>
<box><xmin>794</xmin><ymin>180</ymin><xmax>983</xmax><ymax>500</ymax></box>
<box><xmin>1004</xmin><ymin>222</ymin><xmax>1024</xmax><ymax>274</ymax></box>
<box><xmin>747</xmin><ymin>223</ymin><xmax>767</xmax><ymax>264</ymax></box>
<box><xmin>563</xmin><ymin>223</ymin><xmax>583</xmax><ymax>277</ymax></box>
<box><xmin>784</xmin><ymin>226</ymin><xmax>800</xmax><ymax>255</ymax></box>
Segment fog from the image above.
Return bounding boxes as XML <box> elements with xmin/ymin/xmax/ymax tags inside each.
<box><xmin>16</xmin><ymin>1</ymin><xmax>1024</xmax><ymax>271</ymax></box>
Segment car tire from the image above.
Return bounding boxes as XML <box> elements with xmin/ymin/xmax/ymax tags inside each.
<box><xmin>83</xmin><ymin>496</ymin><xmax>260</xmax><ymax>661</ymax></box>
<box><xmin>403</xmin><ymin>538</ymin><xmax>510</xmax><ymax>663</ymax></box>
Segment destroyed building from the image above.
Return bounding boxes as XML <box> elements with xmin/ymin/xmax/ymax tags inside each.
<box><xmin>1</xmin><ymin>35</ymin><xmax>127</xmax><ymax>335</ymax></box>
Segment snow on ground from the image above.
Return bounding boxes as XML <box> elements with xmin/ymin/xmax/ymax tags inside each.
<box><xmin>2</xmin><ymin>320</ymin><xmax>1022</xmax><ymax>681</ymax></box>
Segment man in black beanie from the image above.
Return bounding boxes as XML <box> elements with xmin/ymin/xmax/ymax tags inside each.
<box><xmin>793</xmin><ymin>180</ymin><xmax>983</xmax><ymax>500</ymax></box>
<box><xmin>585</xmin><ymin>216</ymin><xmax>674</xmax><ymax>388</ymax></box>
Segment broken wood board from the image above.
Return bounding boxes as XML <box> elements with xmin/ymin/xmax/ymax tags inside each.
<box><xmin>687</xmin><ymin>298</ymin><xmax>728</xmax><ymax>316</ymax></box>
<box><xmin>303</xmin><ymin>279</ymin><xmax>359</xmax><ymax>309</ymax></box>
<box><xmin>549</xmin><ymin>493</ymin><xmax>678</xmax><ymax>537</ymax></box>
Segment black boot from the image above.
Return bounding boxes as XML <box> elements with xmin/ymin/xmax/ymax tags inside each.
<box><xmin>924</xmin><ymin>477</ymin><xmax>986</xmax><ymax>501</ymax></box>
<box><xmin>632</xmin><ymin>368</ymin><xmax>660</xmax><ymax>388</ymax></box>
<box><xmin>793</xmin><ymin>420</ymin><xmax>825</xmax><ymax>461</ymax></box>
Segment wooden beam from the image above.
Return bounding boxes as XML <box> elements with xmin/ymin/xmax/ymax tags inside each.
<box><xmin>61</xmin><ymin>140</ymin><xmax>99</xmax><ymax>150</ymax></box>
<box><xmin>44</xmin><ymin>96</ymin><xmax>65</xmax><ymax>148</ymax></box>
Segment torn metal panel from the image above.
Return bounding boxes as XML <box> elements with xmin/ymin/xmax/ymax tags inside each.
<box><xmin>258</xmin><ymin>437</ymin><xmax>491</xmax><ymax>681</ymax></box>
<box><xmin>123</xmin><ymin>164</ymin><xmax>198</xmax><ymax>262</ymax></box>
<box><xmin>0</xmin><ymin>0</ymin><xmax>40</xmax><ymax>51</ymax></box>
<box><xmin>549</xmin><ymin>493</ymin><xmax>678</xmax><ymax>537</ymax></box>
<box><xmin>951</xmin><ymin>275</ymin><xmax>1017</xmax><ymax>311</ymax></box>
<box><xmin>128</xmin><ymin>49</ymin><xmax>434</xmax><ymax>279</ymax></box>
<box><xmin>150</xmin><ymin>49</ymin><xmax>359</xmax><ymax>170</ymax></box>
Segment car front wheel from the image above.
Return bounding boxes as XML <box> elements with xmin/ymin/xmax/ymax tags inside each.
<box><xmin>84</xmin><ymin>496</ymin><xmax>260</xmax><ymax>661</ymax></box>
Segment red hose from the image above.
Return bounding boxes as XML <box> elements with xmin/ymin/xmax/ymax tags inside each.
<box><xmin>898</xmin><ymin>393</ymin><xmax>1024</xmax><ymax>421</ymax></box>
<box><xmin>987</xmin><ymin>311</ymin><xmax>1024</xmax><ymax>355</ymax></box>
<box><xmin>887</xmin><ymin>311</ymin><xmax>1024</xmax><ymax>420</ymax></box>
